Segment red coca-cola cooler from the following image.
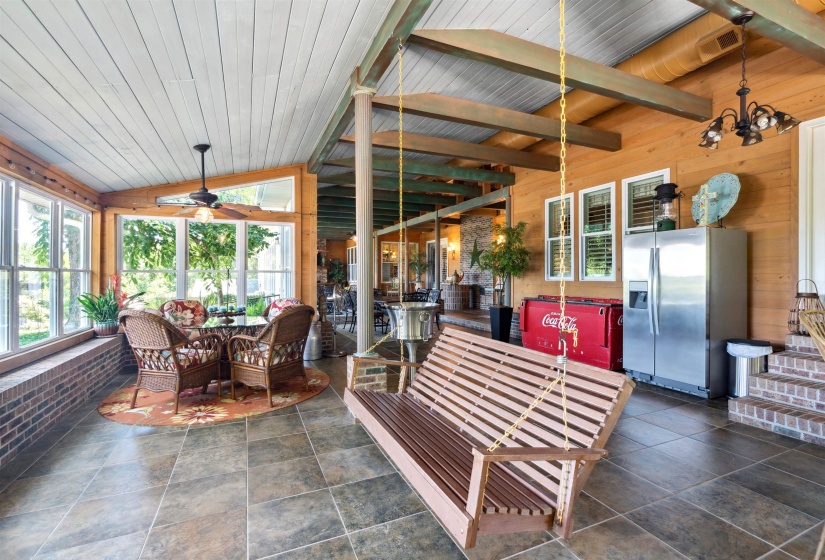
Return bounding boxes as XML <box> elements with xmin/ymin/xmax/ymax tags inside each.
<box><xmin>519</xmin><ymin>296</ymin><xmax>623</xmax><ymax>371</ymax></box>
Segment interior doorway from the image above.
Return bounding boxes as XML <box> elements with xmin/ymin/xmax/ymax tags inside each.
<box><xmin>798</xmin><ymin>116</ymin><xmax>825</xmax><ymax>303</ymax></box>
<box><xmin>426</xmin><ymin>238</ymin><xmax>448</xmax><ymax>288</ymax></box>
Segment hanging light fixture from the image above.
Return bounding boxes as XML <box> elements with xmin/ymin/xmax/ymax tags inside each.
<box><xmin>194</xmin><ymin>206</ymin><xmax>214</xmax><ymax>223</ymax></box>
<box><xmin>699</xmin><ymin>11</ymin><xmax>801</xmax><ymax>149</ymax></box>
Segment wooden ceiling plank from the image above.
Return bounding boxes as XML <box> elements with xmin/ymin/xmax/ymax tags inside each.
<box><xmin>325</xmin><ymin>155</ymin><xmax>516</xmax><ymax>185</ymax></box>
<box><xmin>306</xmin><ymin>0</ymin><xmax>434</xmax><ymax>173</ymax></box>
<box><xmin>408</xmin><ymin>28</ymin><xmax>713</xmax><ymax>122</ymax></box>
<box><xmin>340</xmin><ymin>131</ymin><xmax>560</xmax><ymax>171</ymax></box>
<box><xmin>372</xmin><ymin>93</ymin><xmax>622</xmax><ymax>151</ymax></box>
<box><xmin>686</xmin><ymin>0</ymin><xmax>825</xmax><ymax>65</ymax></box>
<box><xmin>319</xmin><ymin>172</ymin><xmax>482</xmax><ymax>197</ymax></box>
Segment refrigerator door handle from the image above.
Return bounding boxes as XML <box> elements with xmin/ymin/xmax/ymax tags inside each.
<box><xmin>653</xmin><ymin>247</ymin><xmax>661</xmax><ymax>335</ymax></box>
<box><xmin>648</xmin><ymin>248</ymin><xmax>655</xmax><ymax>335</ymax></box>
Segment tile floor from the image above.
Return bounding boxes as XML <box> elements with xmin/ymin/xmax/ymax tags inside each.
<box><xmin>1</xmin><ymin>327</ymin><xmax>824</xmax><ymax>559</ymax></box>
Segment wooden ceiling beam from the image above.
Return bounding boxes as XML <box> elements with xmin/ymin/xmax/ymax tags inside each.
<box><xmin>306</xmin><ymin>0</ymin><xmax>434</xmax><ymax>173</ymax></box>
<box><xmin>372</xmin><ymin>93</ymin><xmax>622</xmax><ymax>151</ymax></box>
<box><xmin>318</xmin><ymin>172</ymin><xmax>482</xmax><ymax>197</ymax></box>
<box><xmin>686</xmin><ymin>0</ymin><xmax>825</xmax><ymax>65</ymax></box>
<box><xmin>408</xmin><ymin>28</ymin><xmax>713</xmax><ymax>122</ymax></box>
<box><xmin>325</xmin><ymin>155</ymin><xmax>515</xmax><ymax>185</ymax></box>
<box><xmin>318</xmin><ymin>186</ymin><xmax>456</xmax><ymax>206</ymax></box>
<box><xmin>319</xmin><ymin>197</ymin><xmax>435</xmax><ymax>212</ymax></box>
<box><xmin>340</xmin><ymin>131</ymin><xmax>560</xmax><ymax>172</ymax></box>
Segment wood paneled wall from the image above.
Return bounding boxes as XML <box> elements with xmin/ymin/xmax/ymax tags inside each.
<box><xmin>510</xmin><ymin>38</ymin><xmax>824</xmax><ymax>346</ymax></box>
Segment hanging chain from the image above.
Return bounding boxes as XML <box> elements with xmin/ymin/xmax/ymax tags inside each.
<box><xmin>739</xmin><ymin>19</ymin><xmax>748</xmax><ymax>88</ymax></box>
<box><xmin>398</xmin><ymin>41</ymin><xmax>405</xmax><ymax>362</ymax></box>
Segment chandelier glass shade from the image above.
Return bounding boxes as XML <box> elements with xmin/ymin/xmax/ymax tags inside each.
<box><xmin>699</xmin><ymin>12</ymin><xmax>800</xmax><ymax>149</ymax></box>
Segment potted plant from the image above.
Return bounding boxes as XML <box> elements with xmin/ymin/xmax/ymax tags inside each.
<box><xmin>327</xmin><ymin>259</ymin><xmax>346</xmax><ymax>287</ymax></box>
<box><xmin>478</xmin><ymin>222</ymin><xmax>530</xmax><ymax>343</ymax></box>
<box><xmin>78</xmin><ymin>274</ymin><xmax>143</xmax><ymax>337</ymax></box>
<box><xmin>409</xmin><ymin>252</ymin><xmax>429</xmax><ymax>290</ymax></box>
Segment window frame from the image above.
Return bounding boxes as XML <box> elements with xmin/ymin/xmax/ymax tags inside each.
<box><xmin>346</xmin><ymin>245</ymin><xmax>357</xmax><ymax>284</ymax></box>
<box><xmin>622</xmin><ymin>168</ymin><xmax>670</xmax><ymax>235</ymax></box>
<box><xmin>579</xmin><ymin>182</ymin><xmax>616</xmax><ymax>282</ymax></box>
<box><xmin>545</xmin><ymin>193</ymin><xmax>575</xmax><ymax>281</ymax></box>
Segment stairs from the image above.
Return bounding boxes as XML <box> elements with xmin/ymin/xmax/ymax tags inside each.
<box><xmin>729</xmin><ymin>334</ymin><xmax>825</xmax><ymax>445</ymax></box>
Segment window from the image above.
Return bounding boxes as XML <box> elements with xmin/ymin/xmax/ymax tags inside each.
<box><xmin>579</xmin><ymin>183</ymin><xmax>615</xmax><ymax>281</ymax></box>
<box><xmin>118</xmin><ymin>217</ymin><xmax>294</xmax><ymax>313</ymax></box>
<box><xmin>346</xmin><ymin>246</ymin><xmax>357</xmax><ymax>284</ymax></box>
<box><xmin>622</xmin><ymin>169</ymin><xmax>670</xmax><ymax>234</ymax></box>
<box><xmin>380</xmin><ymin>242</ymin><xmax>399</xmax><ymax>284</ymax></box>
<box><xmin>157</xmin><ymin>177</ymin><xmax>294</xmax><ymax>212</ymax></box>
<box><xmin>545</xmin><ymin>194</ymin><xmax>574</xmax><ymax>280</ymax></box>
<box><xmin>0</xmin><ymin>174</ymin><xmax>92</xmax><ymax>356</ymax></box>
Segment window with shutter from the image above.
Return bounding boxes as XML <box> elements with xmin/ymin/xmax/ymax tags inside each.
<box><xmin>545</xmin><ymin>194</ymin><xmax>574</xmax><ymax>280</ymax></box>
<box><xmin>622</xmin><ymin>169</ymin><xmax>670</xmax><ymax>234</ymax></box>
<box><xmin>440</xmin><ymin>241</ymin><xmax>448</xmax><ymax>282</ymax></box>
<box><xmin>346</xmin><ymin>246</ymin><xmax>357</xmax><ymax>283</ymax></box>
<box><xmin>580</xmin><ymin>183</ymin><xmax>615</xmax><ymax>281</ymax></box>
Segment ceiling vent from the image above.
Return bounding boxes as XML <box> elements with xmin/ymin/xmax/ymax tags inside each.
<box><xmin>696</xmin><ymin>25</ymin><xmax>744</xmax><ymax>63</ymax></box>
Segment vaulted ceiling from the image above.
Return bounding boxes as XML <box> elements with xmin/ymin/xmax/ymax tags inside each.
<box><xmin>0</xmin><ymin>0</ymin><xmax>707</xmax><ymax>193</ymax></box>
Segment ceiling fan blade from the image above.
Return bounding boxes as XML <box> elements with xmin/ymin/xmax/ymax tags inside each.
<box><xmin>212</xmin><ymin>207</ymin><xmax>246</xmax><ymax>219</ymax></box>
<box><xmin>220</xmin><ymin>203</ymin><xmax>263</xmax><ymax>212</ymax></box>
<box><xmin>174</xmin><ymin>207</ymin><xmax>199</xmax><ymax>216</ymax></box>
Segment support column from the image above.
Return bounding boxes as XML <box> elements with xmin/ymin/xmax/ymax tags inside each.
<box><xmin>354</xmin><ymin>84</ymin><xmax>375</xmax><ymax>354</ymax></box>
<box><xmin>504</xmin><ymin>193</ymin><xmax>512</xmax><ymax>307</ymax></box>
<box><xmin>434</xmin><ymin>214</ymin><xmax>441</xmax><ymax>290</ymax></box>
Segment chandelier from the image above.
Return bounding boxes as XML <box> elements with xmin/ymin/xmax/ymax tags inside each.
<box><xmin>699</xmin><ymin>11</ymin><xmax>800</xmax><ymax>149</ymax></box>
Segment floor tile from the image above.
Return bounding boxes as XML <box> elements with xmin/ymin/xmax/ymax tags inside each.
<box><xmin>583</xmin><ymin>462</ymin><xmax>671</xmax><ymax>513</ymax></box>
<box><xmin>142</xmin><ymin>506</ymin><xmax>246</xmax><ymax>560</ymax></box>
<box><xmin>270</xmin><ymin>535</ymin><xmax>357</xmax><ymax>559</ymax></box>
<box><xmin>796</xmin><ymin>442</ymin><xmax>825</xmax><ymax>461</ymax></box>
<box><xmin>155</xmin><ymin>470</ymin><xmax>247</xmax><ymax>527</ymax></box>
<box><xmin>248</xmin><ymin>456</ymin><xmax>327</xmax><ymax>505</ymax></box>
<box><xmin>781</xmin><ymin>522</ymin><xmax>823</xmax><ymax>559</ymax></box>
<box><xmin>330</xmin><ymin>473</ymin><xmax>425</xmax><ymax>532</ymax></box>
<box><xmin>349</xmin><ymin>511</ymin><xmax>465</xmax><ymax>560</ymax></box>
<box><xmin>690</xmin><ymin>428</ymin><xmax>787</xmax><ymax>461</ymax></box>
<box><xmin>604</xmin><ymin>433</ymin><xmax>646</xmax><ymax>458</ymax></box>
<box><xmin>564</xmin><ymin>516</ymin><xmax>683</xmax><ymax>560</ymax></box>
<box><xmin>671</xmin><ymin>403</ymin><xmax>732</xmax><ymax>427</ymax></box>
<box><xmin>627</xmin><ymin>496</ymin><xmax>774</xmax><ymax>560</ymax></box>
<box><xmin>19</xmin><ymin>441</ymin><xmax>117</xmax><ymax>479</ymax></box>
<box><xmin>80</xmin><ymin>454</ymin><xmax>177</xmax><ymax>501</ymax></box>
<box><xmin>248</xmin><ymin>432</ymin><xmax>315</xmax><ymax>469</ymax></box>
<box><xmin>20</xmin><ymin>429</ymin><xmax>70</xmax><ymax>454</ymax></box>
<box><xmin>0</xmin><ymin>505</ymin><xmax>70</xmax><ymax>560</ymax></box>
<box><xmin>296</xmin><ymin>387</ymin><xmax>345</xmax><ymax>412</ymax></box>
<box><xmin>52</xmin><ymin>423</ymin><xmax>131</xmax><ymax>449</ymax></box>
<box><xmin>652</xmin><ymin>437</ymin><xmax>754</xmax><ymax>476</ymax></box>
<box><xmin>247</xmin><ymin>413</ymin><xmax>306</xmax><ymax>442</ymax></box>
<box><xmin>508</xmin><ymin>540</ymin><xmax>578</xmax><ymax>559</ymax></box>
<box><xmin>614</xmin><ymin>417</ymin><xmax>681</xmax><ymax>447</ymax></box>
<box><xmin>308</xmin><ymin>424</ymin><xmax>373</xmax><ymax>455</ymax></box>
<box><xmin>32</xmin><ymin>530</ymin><xmax>147</xmax><ymax>560</ymax></box>
<box><xmin>465</xmin><ymin>530</ymin><xmax>553</xmax><ymax>560</ymax></box>
<box><xmin>723</xmin><ymin>422</ymin><xmax>805</xmax><ymax>449</ymax></box>
<box><xmin>678</xmin><ymin>478</ymin><xmax>819</xmax><ymax>546</ymax></box>
<box><xmin>317</xmin><ymin>444</ymin><xmax>395</xmax><ymax>486</ymax></box>
<box><xmin>180</xmin><ymin>421</ymin><xmax>246</xmax><ymax>452</ymax></box>
<box><xmin>0</xmin><ymin>451</ymin><xmax>45</xmax><ymax>491</ymax></box>
<box><xmin>0</xmin><ymin>468</ymin><xmax>99</xmax><ymax>518</ymax></box>
<box><xmin>124</xmin><ymin>424</ymin><xmax>188</xmax><ymax>439</ymax></box>
<box><xmin>248</xmin><ymin>489</ymin><xmax>345</xmax><ymax>559</ymax></box>
<box><xmin>104</xmin><ymin>430</ymin><xmax>186</xmax><ymax>464</ymax></box>
<box><xmin>622</xmin><ymin>392</ymin><xmax>687</xmax><ymax>417</ymax></box>
<box><xmin>571</xmin><ymin>493</ymin><xmax>618</xmax><ymax>531</ymax></box>
<box><xmin>762</xmin><ymin>550</ymin><xmax>797</xmax><ymax>559</ymax></box>
<box><xmin>726</xmin><ymin>463</ymin><xmax>825</xmax><ymax>518</ymax></box>
<box><xmin>609</xmin><ymin>448</ymin><xmax>716</xmax><ymax>492</ymax></box>
<box><xmin>38</xmin><ymin>485</ymin><xmax>164</xmax><ymax>555</ymax></box>
<box><xmin>635</xmin><ymin>408</ymin><xmax>716</xmax><ymax>436</ymax></box>
<box><xmin>763</xmin><ymin>449</ymin><xmax>825</xmax><ymax>486</ymax></box>
<box><xmin>169</xmin><ymin>443</ymin><xmax>247</xmax><ymax>484</ymax></box>
<box><xmin>300</xmin><ymin>406</ymin><xmax>354</xmax><ymax>432</ymax></box>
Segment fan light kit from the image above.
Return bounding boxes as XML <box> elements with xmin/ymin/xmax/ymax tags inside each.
<box><xmin>699</xmin><ymin>11</ymin><xmax>800</xmax><ymax>150</ymax></box>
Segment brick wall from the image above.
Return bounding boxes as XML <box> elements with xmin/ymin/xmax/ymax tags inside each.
<box><xmin>317</xmin><ymin>239</ymin><xmax>328</xmax><ymax>284</ymax></box>
<box><xmin>0</xmin><ymin>336</ymin><xmax>130</xmax><ymax>468</ymax></box>
<box><xmin>460</xmin><ymin>215</ymin><xmax>494</xmax><ymax>310</ymax></box>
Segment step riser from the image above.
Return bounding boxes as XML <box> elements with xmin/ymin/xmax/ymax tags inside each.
<box><xmin>749</xmin><ymin>375</ymin><xmax>825</xmax><ymax>413</ymax></box>
<box><xmin>730</xmin><ymin>397</ymin><xmax>825</xmax><ymax>445</ymax></box>
<box><xmin>728</xmin><ymin>411</ymin><xmax>825</xmax><ymax>446</ymax></box>
<box><xmin>768</xmin><ymin>354</ymin><xmax>825</xmax><ymax>381</ymax></box>
<box><xmin>785</xmin><ymin>334</ymin><xmax>821</xmax><ymax>356</ymax></box>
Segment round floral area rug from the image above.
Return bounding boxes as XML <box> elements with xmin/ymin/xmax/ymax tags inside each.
<box><xmin>97</xmin><ymin>368</ymin><xmax>330</xmax><ymax>426</ymax></box>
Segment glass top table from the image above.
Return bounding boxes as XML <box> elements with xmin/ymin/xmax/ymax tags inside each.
<box><xmin>182</xmin><ymin>315</ymin><xmax>269</xmax><ymax>330</ymax></box>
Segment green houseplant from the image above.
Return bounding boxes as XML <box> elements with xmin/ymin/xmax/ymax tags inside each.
<box><xmin>408</xmin><ymin>252</ymin><xmax>429</xmax><ymax>290</ymax></box>
<box><xmin>78</xmin><ymin>275</ymin><xmax>143</xmax><ymax>337</ymax></box>
<box><xmin>327</xmin><ymin>259</ymin><xmax>346</xmax><ymax>287</ymax></box>
<box><xmin>478</xmin><ymin>222</ymin><xmax>530</xmax><ymax>342</ymax></box>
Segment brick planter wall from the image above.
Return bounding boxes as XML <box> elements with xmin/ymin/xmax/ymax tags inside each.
<box><xmin>460</xmin><ymin>215</ymin><xmax>493</xmax><ymax>310</ymax></box>
<box><xmin>0</xmin><ymin>335</ymin><xmax>130</xmax><ymax>468</ymax></box>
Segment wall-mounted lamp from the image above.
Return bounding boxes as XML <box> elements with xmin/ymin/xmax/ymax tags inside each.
<box><xmin>448</xmin><ymin>242</ymin><xmax>456</xmax><ymax>257</ymax></box>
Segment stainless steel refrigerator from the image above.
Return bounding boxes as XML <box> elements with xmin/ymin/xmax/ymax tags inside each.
<box><xmin>622</xmin><ymin>228</ymin><xmax>747</xmax><ymax>398</ymax></box>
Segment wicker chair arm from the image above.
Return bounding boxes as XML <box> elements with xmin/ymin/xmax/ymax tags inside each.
<box><xmin>182</xmin><ymin>333</ymin><xmax>223</xmax><ymax>364</ymax></box>
<box><xmin>229</xmin><ymin>335</ymin><xmax>270</xmax><ymax>363</ymax></box>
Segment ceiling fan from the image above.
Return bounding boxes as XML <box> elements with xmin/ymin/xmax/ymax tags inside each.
<box><xmin>134</xmin><ymin>144</ymin><xmax>262</xmax><ymax>223</ymax></box>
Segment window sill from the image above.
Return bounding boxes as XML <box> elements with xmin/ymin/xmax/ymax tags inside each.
<box><xmin>0</xmin><ymin>330</ymin><xmax>95</xmax><ymax>376</ymax></box>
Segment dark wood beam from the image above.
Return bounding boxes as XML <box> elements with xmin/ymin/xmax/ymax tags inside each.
<box><xmin>340</xmin><ymin>131</ymin><xmax>560</xmax><ymax>172</ymax></box>
<box><xmin>319</xmin><ymin>197</ymin><xmax>435</xmax><ymax>212</ymax></box>
<box><xmin>686</xmin><ymin>0</ymin><xmax>825</xmax><ymax>65</ymax></box>
<box><xmin>372</xmin><ymin>93</ymin><xmax>622</xmax><ymax>151</ymax></box>
<box><xmin>318</xmin><ymin>186</ymin><xmax>456</xmax><ymax>206</ymax></box>
<box><xmin>318</xmin><ymin>208</ymin><xmax>421</xmax><ymax>219</ymax></box>
<box><xmin>318</xmin><ymin>173</ymin><xmax>482</xmax><ymax>197</ymax></box>
<box><xmin>307</xmin><ymin>0</ymin><xmax>434</xmax><ymax>173</ymax></box>
<box><xmin>408</xmin><ymin>29</ymin><xmax>713</xmax><ymax>122</ymax></box>
<box><xmin>325</xmin><ymin>155</ymin><xmax>516</xmax><ymax>185</ymax></box>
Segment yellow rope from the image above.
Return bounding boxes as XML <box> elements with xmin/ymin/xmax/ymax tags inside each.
<box><xmin>398</xmin><ymin>40</ymin><xmax>405</xmax><ymax>363</ymax></box>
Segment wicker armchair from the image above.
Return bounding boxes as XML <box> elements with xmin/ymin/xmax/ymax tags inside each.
<box><xmin>159</xmin><ymin>299</ymin><xmax>208</xmax><ymax>327</ymax></box>
<box><xmin>228</xmin><ymin>304</ymin><xmax>315</xmax><ymax>406</ymax></box>
<box><xmin>119</xmin><ymin>309</ymin><xmax>223</xmax><ymax>414</ymax></box>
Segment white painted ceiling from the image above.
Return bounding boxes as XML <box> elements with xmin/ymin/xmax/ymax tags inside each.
<box><xmin>0</xmin><ymin>0</ymin><xmax>704</xmax><ymax>193</ymax></box>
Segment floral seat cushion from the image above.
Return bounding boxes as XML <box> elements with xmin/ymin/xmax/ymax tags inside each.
<box><xmin>266</xmin><ymin>298</ymin><xmax>304</xmax><ymax>320</ymax></box>
<box><xmin>233</xmin><ymin>341</ymin><xmax>304</xmax><ymax>367</ymax></box>
<box><xmin>161</xmin><ymin>300</ymin><xmax>208</xmax><ymax>327</ymax></box>
<box><xmin>139</xmin><ymin>347</ymin><xmax>219</xmax><ymax>371</ymax></box>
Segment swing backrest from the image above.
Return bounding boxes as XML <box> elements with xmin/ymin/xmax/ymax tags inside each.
<box><xmin>408</xmin><ymin>328</ymin><xmax>633</xmax><ymax>497</ymax></box>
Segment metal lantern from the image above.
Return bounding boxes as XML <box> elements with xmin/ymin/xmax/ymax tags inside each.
<box><xmin>654</xmin><ymin>183</ymin><xmax>682</xmax><ymax>231</ymax></box>
<box><xmin>789</xmin><ymin>280</ymin><xmax>825</xmax><ymax>335</ymax></box>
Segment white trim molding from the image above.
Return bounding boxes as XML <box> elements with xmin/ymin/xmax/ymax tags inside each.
<box><xmin>798</xmin><ymin>116</ymin><xmax>825</xmax><ymax>301</ymax></box>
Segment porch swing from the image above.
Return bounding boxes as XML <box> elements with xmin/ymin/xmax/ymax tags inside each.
<box><xmin>344</xmin><ymin>0</ymin><xmax>635</xmax><ymax>548</ymax></box>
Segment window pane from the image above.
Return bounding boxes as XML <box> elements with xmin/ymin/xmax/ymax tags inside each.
<box><xmin>247</xmin><ymin>224</ymin><xmax>286</xmax><ymax>269</ymax></box>
<box><xmin>188</xmin><ymin>222</ymin><xmax>237</xmax><ymax>271</ymax></box>
<box><xmin>62</xmin><ymin>207</ymin><xmax>88</xmax><ymax>269</ymax></box>
<box><xmin>187</xmin><ymin>272</ymin><xmax>237</xmax><ymax>308</ymax></box>
<box><xmin>583</xmin><ymin>189</ymin><xmax>611</xmax><ymax>233</ymax></box>
<box><xmin>122</xmin><ymin>272</ymin><xmax>176</xmax><ymax>310</ymax></box>
<box><xmin>0</xmin><ymin>270</ymin><xmax>9</xmax><ymax>353</ymax></box>
<box><xmin>18</xmin><ymin>189</ymin><xmax>52</xmax><ymax>268</ymax></box>
<box><xmin>583</xmin><ymin>235</ymin><xmax>613</xmax><ymax>278</ymax></box>
<box><xmin>547</xmin><ymin>238</ymin><xmax>572</xmax><ymax>278</ymax></box>
<box><xmin>63</xmin><ymin>271</ymin><xmax>90</xmax><ymax>332</ymax></box>
<box><xmin>247</xmin><ymin>272</ymin><xmax>291</xmax><ymax>314</ymax></box>
<box><xmin>122</xmin><ymin>218</ymin><xmax>176</xmax><ymax>270</ymax></box>
<box><xmin>627</xmin><ymin>177</ymin><xmax>661</xmax><ymax>230</ymax></box>
<box><xmin>19</xmin><ymin>270</ymin><xmax>54</xmax><ymax>346</ymax></box>
<box><xmin>159</xmin><ymin>178</ymin><xmax>294</xmax><ymax>212</ymax></box>
<box><xmin>547</xmin><ymin>198</ymin><xmax>571</xmax><ymax>238</ymax></box>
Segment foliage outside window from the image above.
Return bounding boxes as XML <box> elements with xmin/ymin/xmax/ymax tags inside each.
<box><xmin>545</xmin><ymin>194</ymin><xmax>574</xmax><ymax>281</ymax></box>
<box><xmin>580</xmin><ymin>183</ymin><xmax>615</xmax><ymax>281</ymax></box>
<box><xmin>622</xmin><ymin>169</ymin><xmax>670</xmax><ymax>234</ymax></box>
<box><xmin>0</xmin><ymin>174</ymin><xmax>92</xmax><ymax>356</ymax></box>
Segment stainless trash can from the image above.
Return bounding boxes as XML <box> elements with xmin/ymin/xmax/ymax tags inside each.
<box><xmin>303</xmin><ymin>321</ymin><xmax>323</xmax><ymax>361</ymax></box>
<box><xmin>727</xmin><ymin>339</ymin><xmax>772</xmax><ymax>397</ymax></box>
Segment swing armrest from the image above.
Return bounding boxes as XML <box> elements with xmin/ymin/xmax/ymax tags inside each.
<box><xmin>471</xmin><ymin>446</ymin><xmax>608</xmax><ymax>463</ymax></box>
